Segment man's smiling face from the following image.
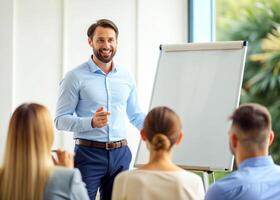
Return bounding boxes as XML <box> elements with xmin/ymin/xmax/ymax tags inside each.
<box><xmin>89</xmin><ymin>26</ymin><xmax>117</xmax><ymax>63</ymax></box>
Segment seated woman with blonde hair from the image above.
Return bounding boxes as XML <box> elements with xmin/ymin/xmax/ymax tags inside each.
<box><xmin>112</xmin><ymin>106</ymin><xmax>205</xmax><ymax>200</ymax></box>
<box><xmin>0</xmin><ymin>103</ymin><xmax>89</xmax><ymax>200</ymax></box>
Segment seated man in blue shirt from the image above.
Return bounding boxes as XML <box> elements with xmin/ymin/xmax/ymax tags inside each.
<box><xmin>55</xmin><ymin>19</ymin><xmax>145</xmax><ymax>200</ymax></box>
<box><xmin>205</xmin><ymin>103</ymin><xmax>280</xmax><ymax>200</ymax></box>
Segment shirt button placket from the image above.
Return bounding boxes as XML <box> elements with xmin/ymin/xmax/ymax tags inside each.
<box><xmin>105</xmin><ymin>75</ymin><xmax>111</xmax><ymax>141</ymax></box>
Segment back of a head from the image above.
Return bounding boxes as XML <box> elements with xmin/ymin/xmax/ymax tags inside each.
<box><xmin>230</xmin><ymin>103</ymin><xmax>272</xmax><ymax>151</ymax></box>
<box><xmin>144</xmin><ymin>106</ymin><xmax>182</xmax><ymax>151</ymax></box>
<box><xmin>0</xmin><ymin>103</ymin><xmax>54</xmax><ymax>200</ymax></box>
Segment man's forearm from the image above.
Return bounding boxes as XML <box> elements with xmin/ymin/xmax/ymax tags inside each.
<box><xmin>55</xmin><ymin>115</ymin><xmax>94</xmax><ymax>132</ymax></box>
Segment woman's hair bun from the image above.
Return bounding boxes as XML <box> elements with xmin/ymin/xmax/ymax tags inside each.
<box><xmin>151</xmin><ymin>134</ymin><xmax>171</xmax><ymax>151</ymax></box>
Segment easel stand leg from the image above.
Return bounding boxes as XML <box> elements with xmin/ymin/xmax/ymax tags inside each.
<box><xmin>202</xmin><ymin>171</ymin><xmax>214</xmax><ymax>192</ymax></box>
<box><xmin>202</xmin><ymin>172</ymin><xmax>210</xmax><ymax>192</ymax></box>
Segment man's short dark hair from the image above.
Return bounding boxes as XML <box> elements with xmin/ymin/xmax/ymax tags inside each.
<box><xmin>230</xmin><ymin>103</ymin><xmax>272</xmax><ymax>148</ymax></box>
<box><xmin>87</xmin><ymin>19</ymin><xmax>119</xmax><ymax>39</ymax></box>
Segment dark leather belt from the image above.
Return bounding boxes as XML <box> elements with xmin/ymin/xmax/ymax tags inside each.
<box><xmin>75</xmin><ymin>139</ymin><xmax>127</xmax><ymax>150</ymax></box>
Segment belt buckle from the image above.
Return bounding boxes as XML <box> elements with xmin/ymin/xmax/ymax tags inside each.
<box><xmin>105</xmin><ymin>142</ymin><xmax>112</xmax><ymax>150</ymax></box>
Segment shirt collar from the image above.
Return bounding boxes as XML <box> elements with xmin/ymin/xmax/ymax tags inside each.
<box><xmin>87</xmin><ymin>56</ymin><xmax>117</xmax><ymax>74</ymax></box>
<box><xmin>238</xmin><ymin>155</ymin><xmax>274</xmax><ymax>170</ymax></box>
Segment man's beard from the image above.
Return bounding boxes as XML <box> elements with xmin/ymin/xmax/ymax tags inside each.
<box><xmin>93</xmin><ymin>48</ymin><xmax>116</xmax><ymax>63</ymax></box>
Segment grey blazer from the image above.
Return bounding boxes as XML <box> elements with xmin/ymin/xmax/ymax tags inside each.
<box><xmin>44</xmin><ymin>167</ymin><xmax>89</xmax><ymax>200</ymax></box>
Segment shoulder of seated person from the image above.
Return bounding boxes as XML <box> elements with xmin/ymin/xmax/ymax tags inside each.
<box><xmin>51</xmin><ymin>166</ymin><xmax>77</xmax><ymax>178</ymax></box>
<box><xmin>46</xmin><ymin>168</ymin><xmax>77</xmax><ymax>188</ymax></box>
<box><xmin>53</xmin><ymin>166</ymin><xmax>75</xmax><ymax>172</ymax></box>
<box><xmin>115</xmin><ymin>170</ymin><xmax>136</xmax><ymax>181</ymax></box>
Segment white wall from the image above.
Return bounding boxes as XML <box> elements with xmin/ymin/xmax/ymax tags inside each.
<box><xmin>14</xmin><ymin>0</ymin><xmax>63</xmax><ymax>148</ymax></box>
<box><xmin>0</xmin><ymin>0</ymin><xmax>14</xmax><ymax>162</ymax></box>
<box><xmin>14</xmin><ymin>0</ymin><xmax>62</xmax><ymax>113</ymax></box>
<box><xmin>0</xmin><ymin>0</ymin><xmax>188</xmax><ymax>165</ymax></box>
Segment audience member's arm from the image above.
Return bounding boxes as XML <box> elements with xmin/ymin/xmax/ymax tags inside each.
<box><xmin>52</xmin><ymin>149</ymin><xmax>74</xmax><ymax>168</ymax></box>
<box><xmin>52</xmin><ymin>150</ymin><xmax>90</xmax><ymax>199</ymax></box>
<box><xmin>70</xmin><ymin>169</ymin><xmax>90</xmax><ymax>200</ymax></box>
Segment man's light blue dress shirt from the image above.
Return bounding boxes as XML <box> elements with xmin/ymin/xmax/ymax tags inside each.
<box><xmin>205</xmin><ymin>156</ymin><xmax>280</xmax><ymax>200</ymax></box>
<box><xmin>55</xmin><ymin>57</ymin><xmax>145</xmax><ymax>142</ymax></box>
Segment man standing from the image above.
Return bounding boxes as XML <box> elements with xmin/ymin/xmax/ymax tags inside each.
<box><xmin>205</xmin><ymin>103</ymin><xmax>280</xmax><ymax>200</ymax></box>
<box><xmin>55</xmin><ymin>19</ymin><xmax>145</xmax><ymax>200</ymax></box>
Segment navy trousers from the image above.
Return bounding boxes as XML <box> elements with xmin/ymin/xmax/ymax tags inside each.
<box><xmin>74</xmin><ymin>144</ymin><xmax>132</xmax><ymax>200</ymax></box>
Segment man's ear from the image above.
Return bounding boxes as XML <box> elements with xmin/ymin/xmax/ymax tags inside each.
<box><xmin>268</xmin><ymin>131</ymin><xmax>275</xmax><ymax>146</ymax></box>
<box><xmin>140</xmin><ymin>129</ymin><xmax>146</xmax><ymax>141</ymax></box>
<box><xmin>88</xmin><ymin>37</ymin><xmax>93</xmax><ymax>47</ymax></box>
<box><xmin>175</xmin><ymin>131</ymin><xmax>183</xmax><ymax>144</ymax></box>
<box><xmin>230</xmin><ymin>132</ymin><xmax>238</xmax><ymax>148</ymax></box>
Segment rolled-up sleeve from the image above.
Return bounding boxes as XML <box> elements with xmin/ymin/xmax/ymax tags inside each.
<box><xmin>54</xmin><ymin>72</ymin><xmax>94</xmax><ymax>133</ymax></box>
